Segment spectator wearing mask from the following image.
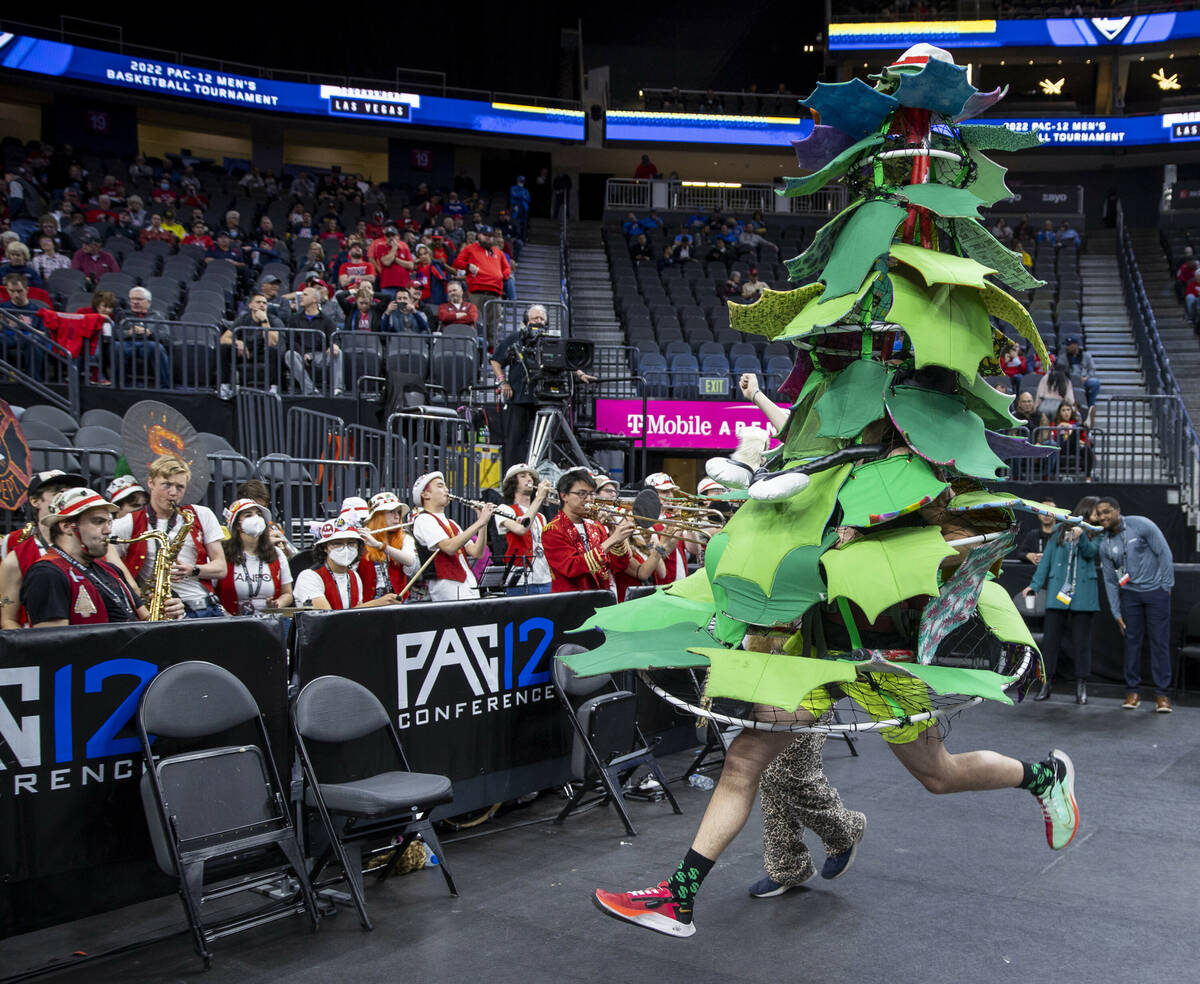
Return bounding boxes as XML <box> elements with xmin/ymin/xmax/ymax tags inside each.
<box><xmin>358</xmin><ymin>492</ymin><xmax>417</xmax><ymax>601</ymax></box>
<box><xmin>452</xmin><ymin>225</ymin><xmax>510</xmax><ymax>346</ymax></box>
<box><xmin>1058</xmin><ymin>335</ymin><xmax>1100</xmax><ymax>406</ymax></box>
<box><xmin>215</xmin><ymin>499</ymin><xmax>293</xmax><ymax>615</ymax></box>
<box><xmin>1094</xmin><ymin>497</ymin><xmax>1175</xmax><ymax>712</ymax></box>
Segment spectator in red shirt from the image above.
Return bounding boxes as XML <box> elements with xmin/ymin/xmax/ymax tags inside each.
<box><xmin>85</xmin><ymin>194</ymin><xmax>119</xmax><ymax>225</ymax></box>
<box><xmin>318</xmin><ymin>216</ymin><xmax>344</xmax><ymax>249</ymax></box>
<box><xmin>337</xmin><ymin>240</ymin><xmax>377</xmax><ymax>293</ymax></box>
<box><xmin>452</xmin><ymin>225</ymin><xmax>511</xmax><ymax>346</ymax></box>
<box><xmin>368</xmin><ymin>224</ymin><xmax>413</xmax><ymax>297</ymax></box>
<box><xmin>70</xmin><ymin>229</ymin><xmax>120</xmax><ymax>285</ymax></box>
<box><xmin>364</xmin><ymin>210</ymin><xmax>386</xmax><ymax>240</ymax></box>
<box><xmin>1000</xmin><ymin>342</ymin><xmax>1027</xmax><ymax>380</ymax></box>
<box><xmin>437</xmin><ymin>281</ymin><xmax>479</xmax><ymax>332</ymax></box>
<box><xmin>182</xmin><ymin>221</ymin><xmax>213</xmax><ymax>250</ymax></box>
<box><xmin>139</xmin><ymin>213</ymin><xmax>178</xmax><ymax>247</ymax></box>
<box><xmin>150</xmin><ymin>179</ymin><xmax>177</xmax><ymax>205</ymax></box>
<box><xmin>634</xmin><ymin>154</ymin><xmax>658</xmax><ymax>179</ymax></box>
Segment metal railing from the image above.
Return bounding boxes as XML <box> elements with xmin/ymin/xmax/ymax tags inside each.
<box><xmin>256</xmin><ymin>454</ymin><xmax>378</xmax><ymax>549</ymax></box>
<box><xmin>235</xmin><ymin>388</ymin><xmax>284</xmax><ymax>461</ymax></box>
<box><xmin>621</xmin><ymin>86</ymin><xmax>806</xmax><ymax>117</ymax></box>
<box><xmin>604</xmin><ymin>179</ymin><xmax>847</xmax><ymax>216</ymax></box>
<box><xmin>1117</xmin><ymin>200</ymin><xmax>1200</xmax><ymax>514</ymax></box>
<box><xmin>483</xmin><ymin>299</ymin><xmax>571</xmax><ymax>341</ymax></box>
<box><xmin>286</xmin><ymin>406</ymin><xmax>348</xmax><ymax>461</ymax></box>
<box><xmin>0</xmin><ymin>310</ymin><xmax>80</xmax><ymax>416</ymax></box>
<box><xmin>386</xmin><ymin>409</ymin><xmax>484</xmax><ymax>527</ymax></box>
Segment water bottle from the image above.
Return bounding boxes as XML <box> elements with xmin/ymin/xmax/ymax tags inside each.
<box><xmin>687</xmin><ymin>773</ymin><xmax>715</xmax><ymax>791</ymax></box>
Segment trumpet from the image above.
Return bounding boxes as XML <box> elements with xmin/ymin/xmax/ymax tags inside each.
<box><xmin>447</xmin><ymin>493</ymin><xmax>518</xmax><ymax>520</ymax></box>
<box><xmin>586</xmin><ymin>499</ymin><xmax>712</xmax><ymax>549</ymax></box>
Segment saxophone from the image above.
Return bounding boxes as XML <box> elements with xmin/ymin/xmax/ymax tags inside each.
<box><xmin>110</xmin><ymin>507</ymin><xmax>195</xmax><ymax>621</ymax></box>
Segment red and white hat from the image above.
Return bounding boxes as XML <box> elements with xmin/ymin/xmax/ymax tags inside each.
<box><xmin>338</xmin><ymin>496</ymin><xmax>369</xmax><ymax>527</ymax></box>
<box><xmin>224</xmin><ymin>497</ymin><xmax>270</xmax><ymax>527</ymax></box>
<box><xmin>645</xmin><ymin>472</ymin><xmax>680</xmax><ymax>493</ymax></box>
<box><xmin>595</xmin><ymin>474</ymin><xmax>619</xmax><ymax>493</ymax></box>
<box><xmin>503</xmin><ymin>462</ymin><xmax>539</xmax><ymax>483</ymax></box>
<box><xmin>315</xmin><ymin>516</ymin><xmax>363</xmax><ymax>546</ymax></box>
<box><xmin>106</xmin><ymin>474</ymin><xmax>147</xmax><ymax>505</ymax></box>
<box><xmin>367</xmin><ymin>491</ymin><xmax>404</xmax><ymax>520</ymax></box>
<box><xmin>697</xmin><ymin>477</ymin><xmax>726</xmax><ymax>498</ymax></box>
<box><xmin>412</xmin><ymin>471</ymin><xmax>444</xmax><ymax>505</ymax></box>
<box><xmin>41</xmin><ymin>487</ymin><xmax>118</xmax><ymax>528</ymax></box>
<box><xmin>886</xmin><ymin>43</ymin><xmax>955</xmax><ymax>73</ymax></box>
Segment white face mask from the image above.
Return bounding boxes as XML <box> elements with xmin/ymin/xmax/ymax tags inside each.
<box><xmin>328</xmin><ymin>544</ymin><xmax>358</xmax><ymax>567</ymax></box>
<box><xmin>240</xmin><ymin>515</ymin><xmax>267</xmax><ymax>538</ymax></box>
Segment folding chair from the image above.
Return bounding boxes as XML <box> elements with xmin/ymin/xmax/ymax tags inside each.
<box><xmin>292</xmin><ymin>675</ymin><xmax>457</xmax><ymax>931</ymax></box>
<box><xmin>552</xmin><ymin>645</ymin><xmax>682</xmax><ymax>835</ymax></box>
<box><xmin>137</xmin><ymin>660</ymin><xmax>319</xmax><ymax>968</ymax></box>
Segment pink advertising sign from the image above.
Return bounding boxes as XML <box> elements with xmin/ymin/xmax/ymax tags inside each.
<box><xmin>594</xmin><ymin>399</ymin><xmax>787</xmax><ymax>450</ymax></box>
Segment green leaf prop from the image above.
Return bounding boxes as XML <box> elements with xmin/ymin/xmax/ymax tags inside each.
<box><xmin>878</xmin><ymin>661</ymin><xmax>1013</xmax><ymax>705</ymax></box>
<box><xmin>836</xmin><ymin>454</ymin><xmax>948</xmax><ymax>527</ymax></box>
<box><xmin>703</xmin><ymin>532</ymin><xmax>748</xmax><ymax>645</ymax></box>
<box><xmin>976</xmin><ymin>580</ymin><xmax>1036</xmax><ymax>650</ymax></box>
<box><xmin>711</xmin><ymin>466</ymin><xmax>850</xmax><ymax>619</ymax></box>
<box><xmin>958</xmin><ymin>124</ymin><xmax>1044</xmax><ymax>152</ymax></box>
<box><xmin>786</xmin><ymin>199</ymin><xmax>863</xmax><ymax>283</ymax></box>
<box><xmin>572</xmin><ymin>589</ymin><xmax>714</xmax><ymax>633</ymax></box>
<box><xmin>714</xmin><ymin>534</ymin><xmax>833</xmax><ymax>627</ymax></box>
<box><xmin>892</xmin><ymin>57</ymin><xmax>976</xmax><ymax>118</ymax></box>
<box><xmin>728</xmin><ymin>283</ymin><xmax>825</xmax><ymax>340</ymax></box>
<box><xmin>801</xmin><ymin>79</ymin><xmax>898</xmax><ymax>138</ymax></box>
<box><xmin>820</xmin><ymin>526</ymin><xmax>957</xmax><ymax>623</ymax></box>
<box><xmin>980</xmin><ymin>282</ymin><xmax>1050</xmax><ymax>368</ymax></box>
<box><xmin>885</xmin><ymin>385</ymin><xmax>1008</xmax><ymax>479</ymax></box>
<box><xmin>665</xmin><ymin>568</ymin><xmax>717</xmax><ymax>603</ymax></box>
<box><xmin>696</xmin><ymin>647</ymin><xmax>859</xmax><ymax>712</ymax></box>
<box><xmin>951</xmin><ymin>218</ymin><xmax>1044</xmax><ymax>292</ymax></box>
<box><xmin>778</xmin><ymin>273</ymin><xmax>878</xmax><ymax>342</ymax></box>
<box><xmin>886</xmin><ymin>275</ymin><xmax>994</xmax><ymax>383</ymax></box>
<box><xmin>780</xmin><ymin>133</ymin><xmax>885</xmax><ymax>199</ymax></box>
<box><xmin>820</xmin><ymin>200</ymin><xmax>907</xmax><ymax>297</ymax></box>
<box><xmin>815</xmin><ymin>358</ymin><xmax>890</xmax><ymax>438</ymax></box>
<box><xmin>966</xmin><ymin>147</ymin><xmax>1014</xmax><ymax>207</ymax></box>
<box><xmin>889</xmin><ymin>242</ymin><xmax>995</xmax><ymax>289</ymax></box>
<box><xmin>557</xmin><ymin>623</ymin><xmax>713</xmax><ymax>677</ymax></box>
<box><xmin>962</xmin><ymin>372</ymin><xmax>1023</xmax><ymax>430</ymax></box>
<box><xmin>899</xmin><ymin>183</ymin><xmax>985</xmax><ymax>219</ymax></box>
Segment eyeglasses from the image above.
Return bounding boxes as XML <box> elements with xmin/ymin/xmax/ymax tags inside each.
<box><xmin>564</xmin><ymin>489</ymin><xmax>594</xmax><ymax>499</ymax></box>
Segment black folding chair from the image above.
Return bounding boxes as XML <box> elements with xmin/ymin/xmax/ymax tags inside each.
<box><xmin>552</xmin><ymin>645</ymin><xmax>682</xmax><ymax>835</ymax></box>
<box><xmin>137</xmin><ymin>660</ymin><xmax>319</xmax><ymax>969</ymax></box>
<box><xmin>292</xmin><ymin>675</ymin><xmax>457</xmax><ymax>931</ymax></box>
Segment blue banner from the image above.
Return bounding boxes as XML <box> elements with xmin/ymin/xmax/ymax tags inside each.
<box><xmin>829</xmin><ymin>12</ymin><xmax>1197</xmax><ymax>50</ymax></box>
<box><xmin>605</xmin><ymin>110</ymin><xmax>813</xmax><ymax>146</ymax></box>
<box><xmin>0</xmin><ymin>32</ymin><xmax>586</xmax><ymax>141</ymax></box>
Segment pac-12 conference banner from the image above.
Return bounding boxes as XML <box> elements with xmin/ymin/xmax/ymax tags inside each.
<box><xmin>596</xmin><ymin>398</ymin><xmax>787</xmax><ymax>450</ymax></box>
<box><xmin>0</xmin><ymin>33</ymin><xmax>586</xmax><ymax>141</ymax></box>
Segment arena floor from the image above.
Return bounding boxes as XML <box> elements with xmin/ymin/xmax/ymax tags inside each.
<box><xmin>2</xmin><ymin>689</ymin><xmax>1195</xmax><ymax>984</ymax></box>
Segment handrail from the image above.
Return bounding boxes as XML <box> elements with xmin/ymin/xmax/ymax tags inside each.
<box><xmin>604</xmin><ymin>178</ymin><xmax>847</xmax><ymax>216</ymax></box>
<box><xmin>0</xmin><ymin>309</ymin><xmax>80</xmax><ymax>416</ymax></box>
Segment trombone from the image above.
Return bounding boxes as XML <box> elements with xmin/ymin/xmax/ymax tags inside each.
<box><xmin>586</xmin><ymin>489</ymin><xmax>719</xmax><ymax>549</ymax></box>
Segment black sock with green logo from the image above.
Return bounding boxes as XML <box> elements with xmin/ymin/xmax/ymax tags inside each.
<box><xmin>1019</xmin><ymin>755</ymin><xmax>1065</xmax><ymax>797</ymax></box>
<box><xmin>665</xmin><ymin>848</ymin><xmax>714</xmax><ymax>923</ymax></box>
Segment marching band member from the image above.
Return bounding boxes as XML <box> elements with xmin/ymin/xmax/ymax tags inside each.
<box><xmin>592</xmin><ymin>473</ymin><xmax>665</xmax><ymax>600</ymax></box>
<box><xmin>292</xmin><ymin>517</ymin><xmax>399</xmax><ymax>610</ymax></box>
<box><xmin>236</xmin><ymin>479</ymin><xmax>297</xmax><ymax>558</ymax></box>
<box><xmin>0</xmin><ymin>470</ymin><xmax>86</xmax><ymax>628</ymax></box>
<box><xmin>215</xmin><ymin>498</ymin><xmax>293</xmax><ymax>614</ymax></box>
<box><xmin>411</xmin><ymin>471</ymin><xmax>494</xmax><ymax>602</ymax></box>
<box><xmin>359</xmin><ymin>491</ymin><xmax>418</xmax><ymax>600</ymax></box>
<box><xmin>543</xmin><ymin>468</ymin><xmax>639</xmax><ymax>595</ymax></box>
<box><xmin>496</xmin><ymin>463</ymin><xmax>553</xmax><ymax>596</ymax></box>
<box><xmin>645</xmin><ymin>472</ymin><xmax>693</xmax><ymax>585</ymax></box>
<box><xmin>106</xmin><ymin>475</ymin><xmax>149</xmax><ymax>518</ymax></box>
<box><xmin>109</xmin><ymin>454</ymin><xmax>228</xmax><ymax>619</ymax></box>
<box><xmin>21</xmin><ymin>487</ymin><xmax>184</xmax><ymax>626</ymax></box>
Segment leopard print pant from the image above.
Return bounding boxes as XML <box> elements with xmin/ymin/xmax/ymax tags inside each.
<box><xmin>760</xmin><ymin>732</ymin><xmax>866</xmax><ymax>885</ymax></box>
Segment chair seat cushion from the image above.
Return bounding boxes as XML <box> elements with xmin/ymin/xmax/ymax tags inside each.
<box><xmin>308</xmin><ymin>771</ymin><xmax>453</xmax><ymax>817</ymax></box>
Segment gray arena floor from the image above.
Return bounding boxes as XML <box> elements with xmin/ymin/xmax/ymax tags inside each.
<box><xmin>2</xmin><ymin>690</ymin><xmax>1196</xmax><ymax>984</ymax></box>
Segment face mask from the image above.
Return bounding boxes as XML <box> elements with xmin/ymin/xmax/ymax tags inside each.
<box><xmin>240</xmin><ymin>515</ymin><xmax>267</xmax><ymax>538</ymax></box>
<box><xmin>328</xmin><ymin>544</ymin><xmax>358</xmax><ymax>567</ymax></box>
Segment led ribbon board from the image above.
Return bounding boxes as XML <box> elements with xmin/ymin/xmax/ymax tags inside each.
<box><xmin>829</xmin><ymin>12</ymin><xmax>1200</xmax><ymax>49</ymax></box>
<box><xmin>605</xmin><ymin>110</ymin><xmax>814</xmax><ymax>146</ymax></box>
<box><xmin>0</xmin><ymin>33</ymin><xmax>586</xmax><ymax>140</ymax></box>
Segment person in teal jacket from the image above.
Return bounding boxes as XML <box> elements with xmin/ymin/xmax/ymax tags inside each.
<box><xmin>1022</xmin><ymin>495</ymin><xmax>1101</xmax><ymax>704</ymax></box>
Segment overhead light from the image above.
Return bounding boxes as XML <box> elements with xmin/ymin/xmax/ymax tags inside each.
<box><xmin>1028</xmin><ymin>60</ymin><xmax>1034</xmax><ymax>65</ymax></box>
<box><xmin>1086</xmin><ymin>58</ymin><xmax>1091</xmax><ymax>64</ymax></box>
<box><xmin>1140</xmin><ymin>55</ymin><xmax>1145</xmax><ymax>62</ymax></box>
<box><xmin>1170</xmin><ymin>53</ymin><xmax>1176</xmax><ymax>59</ymax></box>
<box><xmin>638</xmin><ymin>89</ymin><xmax>643</xmax><ymax>97</ymax></box>
<box><xmin>1039</xmin><ymin>78</ymin><xmax>1066</xmax><ymax>95</ymax></box>
<box><xmin>1000</xmin><ymin>59</ymin><xmax>1005</xmax><ymax>65</ymax></box>
<box><xmin>1057</xmin><ymin>59</ymin><xmax>1062</xmax><ymax>65</ymax></box>
<box><xmin>1153</xmin><ymin>68</ymin><xmax>1182</xmax><ymax>91</ymax></box>
<box><xmin>681</xmin><ymin>181</ymin><xmax>743</xmax><ymax>188</ymax></box>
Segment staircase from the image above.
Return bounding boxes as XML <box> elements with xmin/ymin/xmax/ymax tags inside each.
<box><xmin>511</xmin><ymin>242</ymin><xmax>560</xmax><ymax>301</ymax></box>
<box><xmin>1128</xmin><ymin>227</ymin><xmax>1200</xmax><ymax>426</ymax></box>
<box><xmin>566</xmin><ymin>220</ymin><xmax>636</xmax><ymax>395</ymax></box>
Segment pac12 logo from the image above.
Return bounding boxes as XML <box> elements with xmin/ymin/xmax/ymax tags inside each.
<box><xmin>0</xmin><ymin>659</ymin><xmax>157</xmax><ymax>796</ymax></box>
<box><xmin>395</xmin><ymin>617</ymin><xmax>556</xmax><ymax>729</ymax></box>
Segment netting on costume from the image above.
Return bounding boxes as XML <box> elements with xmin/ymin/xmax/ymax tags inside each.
<box><xmin>638</xmin><ymin>614</ymin><xmax>1038</xmax><ymax>735</ymax></box>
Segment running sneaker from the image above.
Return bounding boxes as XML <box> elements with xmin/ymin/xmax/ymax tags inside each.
<box><xmin>748</xmin><ymin>870</ymin><xmax>809</xmax><ymax>897</ymax></box>
<box><xmin>1035</xmin><ymin>749</ymin><xmax>1079</xmax><ymax>850</ymax></box>
<box><xmin>822</xmin><ymin>815</ymin><xmax>867</xmax><ymax>879</ymax></box>
<box><xmin>593</xmin><ymin>880</ymin><xmax>696</xmax><ymax>938</ymax></box>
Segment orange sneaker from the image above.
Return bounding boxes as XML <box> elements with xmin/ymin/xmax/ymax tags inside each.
<box><xmin>1122</xmin><ymin>692</ymin><xmax>1140</xmax><ymax>709</ymax></box>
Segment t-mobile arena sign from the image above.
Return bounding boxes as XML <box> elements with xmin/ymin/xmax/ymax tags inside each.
<box><xmin>595</xmin><ymin>399</ymin><xmax>786</xmax><ymax>450</ymax></box>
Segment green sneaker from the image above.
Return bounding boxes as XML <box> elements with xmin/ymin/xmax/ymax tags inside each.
<box><xmin>1036</xmin><ymin>749</ymin><xmax>1078</xmax><ymax>850</ymax></box>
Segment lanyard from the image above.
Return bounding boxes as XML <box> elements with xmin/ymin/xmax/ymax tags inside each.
<box><xmin>240</xmin><ymin>557</ymin><xmax>265</xmax><ymax>601</ymax></box>
<box><xmin>51</xmin><ymin>546</ymin><xmax>136</xmax><ymax>620</ymax></box>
